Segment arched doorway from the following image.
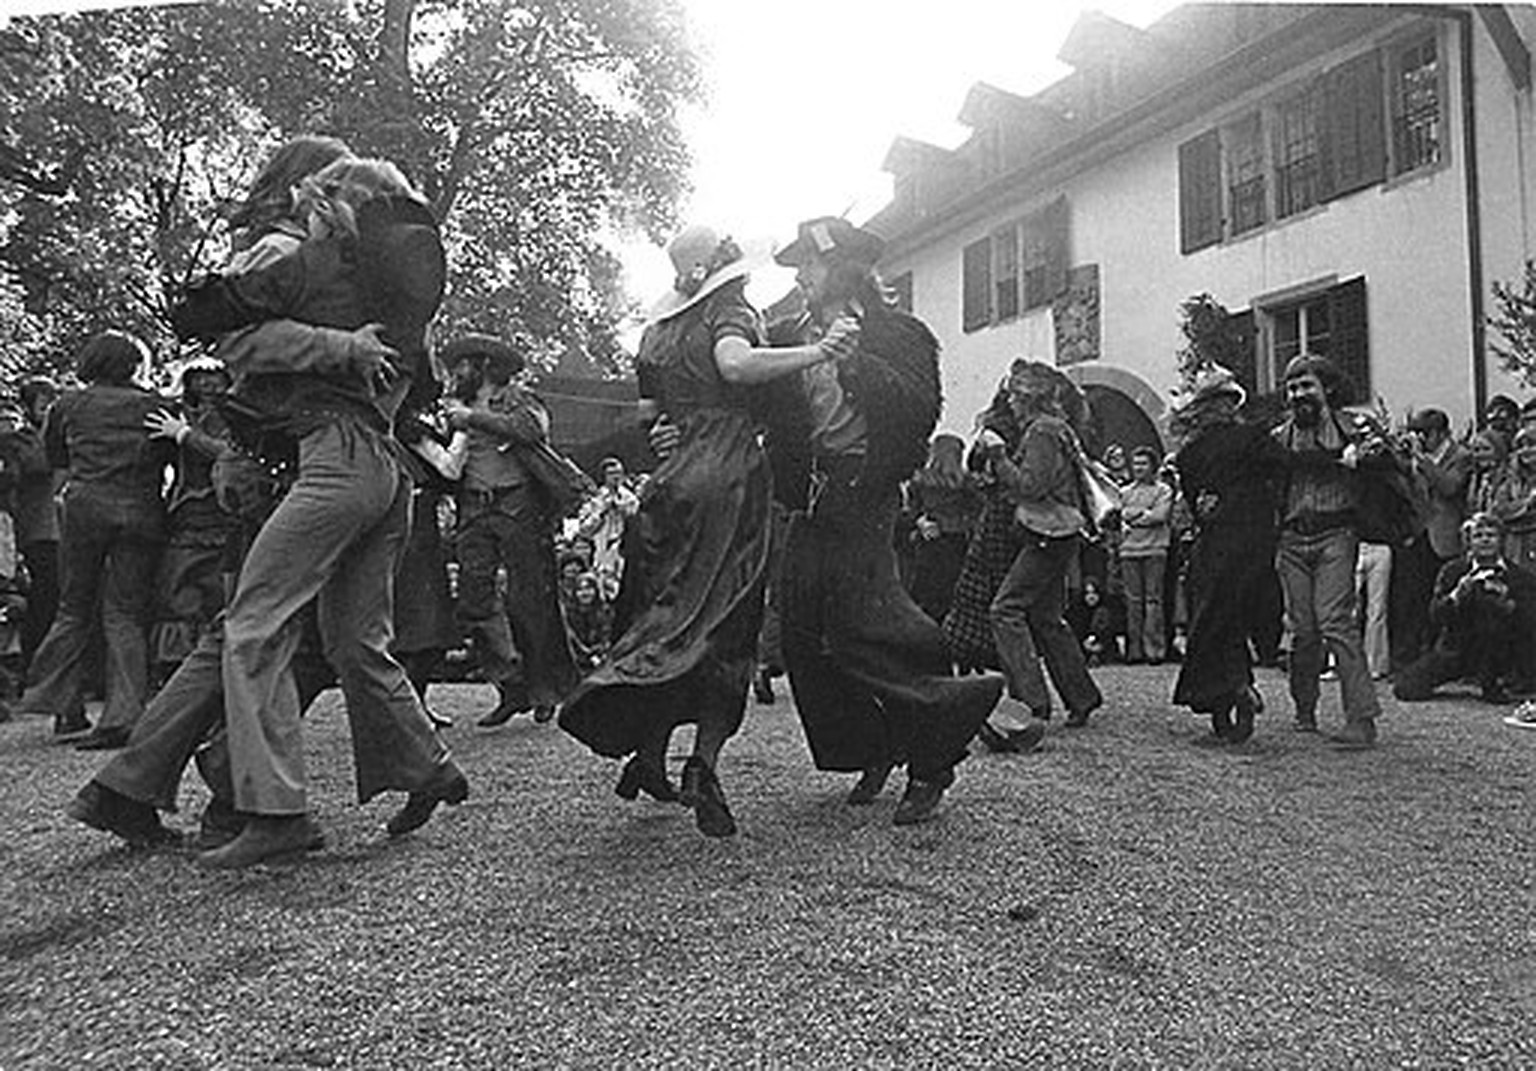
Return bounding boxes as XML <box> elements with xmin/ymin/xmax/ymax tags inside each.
<box><xmin>1062</xmin><ymin>364</ymin><xmax>1167</xmax><ymax>463</ymax></box>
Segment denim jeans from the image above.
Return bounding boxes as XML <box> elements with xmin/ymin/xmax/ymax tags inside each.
<box><xmin>1120</xmin><ymin>553</ymin><xmax>1167</xmax><ymax>662</ymax></box>
<box><xmin>990</xmin><ymin>532</ymin><xmax>1102</xmax><ymax>718</ymax></box>
<box><xmin>1277</xmin><ymin>527</ymin><xmax>1382</xmax><ymax>724</ymax></box>
<box><xmin>22</xmin><ymin>489</ymin><xmax>161</xmax><ymax>730</ymax></box>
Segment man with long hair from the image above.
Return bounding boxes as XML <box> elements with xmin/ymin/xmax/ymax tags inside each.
<box><xmin>979</xmin><ymin>360</ymin><xmax>1103</xmax><ymax>732</ymax></box>
<box><xmin>765</xmin><ymin>217</ymin><xmax>1003</xmax><ymax>824</ymax></box>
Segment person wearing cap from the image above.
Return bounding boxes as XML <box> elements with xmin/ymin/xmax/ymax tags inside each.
<box><xmin>440</xmin><ymin>333</ymin><xmax>577</xmax><ymax>728</ymax></box>
<box><xmin>1168</xmin><ymin>365</ymin><xmax>1288</xmax><ymax>744</ymax></box>
<box><xmin>764</xmin><ymin>216</ymin><xmax>1004</xmax><ymax>825</ymax></box>
<box><xmin>1271</xmin><ymin>353</ymin><xmax>1384</xmax><ymax>747</ymax></box>
<box><xmin>560</xmin><ymin>224</ymin><xmax>858</xmax><ymax>838</ymax></box>
<box><xmin>1389</xmin><ymin>407</ymin><xmax>1471</xmax><ymax>672</ymax></box>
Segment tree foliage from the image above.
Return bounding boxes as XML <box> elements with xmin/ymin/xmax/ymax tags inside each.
<box><xmin>1489</xmin><ymin>260</ymin><xmax>1536</xmax><ymax>389</ymax></box>
<box><xmin>0</xmin><ymin>0</ymin><xmax>702</xmax><ymax>379</ymax></box>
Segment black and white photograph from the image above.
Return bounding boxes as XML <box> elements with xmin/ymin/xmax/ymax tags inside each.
<box><xmin>1</xmin><ymin>0</ymin><xmax>1533</xmax><ymax>1066</ymax></box>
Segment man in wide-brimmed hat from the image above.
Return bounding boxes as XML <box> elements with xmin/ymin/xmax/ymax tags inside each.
<box><xmin>764</xmin><ymin>214</ymin><xmax>1004</xmax><ymax>825</ymax></box>
<box><xmin>441</xmin><ymin>333</ymin><xmax>578</xmax><ymax>729</ymax></box>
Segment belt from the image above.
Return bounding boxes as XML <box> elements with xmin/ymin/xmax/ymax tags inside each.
<box><xmin>458</xmin><ymin>484</ymin><xmax>525</xmax><ymax>508</ymax></box>
<box><xmin>1284</xmin><ymin>509</ymin><xmax>1356</xmax><ymax>537</ymax></box>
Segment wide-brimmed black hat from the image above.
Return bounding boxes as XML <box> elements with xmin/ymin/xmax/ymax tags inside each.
<box><xmin>774</xmin><ymin>216</ymin><xmax>885</xmax><ymax>267</ymax></box>
<box><xmin>437</xmin><ymin>334</ymin><xmax>524</xmax><ymax>380</ymax></box>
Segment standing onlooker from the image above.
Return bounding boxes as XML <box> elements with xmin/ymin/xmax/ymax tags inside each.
<box><xmin>1484</xmin><ymin>394</ymin><xmax>1519</xmax><ymax>441</ymax></box>
<box><xmin>1390</xmin><ymin>408</ymin><xmax>1471</xmax><ymax>671</ymax></box>
<box><xmin>20</xmin><ymin>331</ymin><xmax>169</xmax><ymax>749</ymax></box>
<box><xmin>1491</xmin><ymin>425</ymin><xmax>1536</xmax><ymax>570</ymax></box>
<box><xmin>574</xmin><ymin>456</ymin><xmax>638</xmax><ymax>601</ymax></box>
<box><xmin>1118</xmin><ymin>444</ymin><xmax>1173</xmax><ymax>664</ymax></box>
<box><xmin>1356</xmin><ymin>539</ymin><xmax>1393</xmax><ymax>680</ymax></box>
<box><xmin>1467</xmin><ymin>429</ymin><xmax>1509</xmax><ymax>517</ymax></box>
<box><xmin>902</xmin><ymin>433</ymin><xmax>982</xmax><ymax>626</ymax></box>
<box><xmin>1271</xmin><ymin>354</ymin><xmax>1383</xmax><ymax>748</ymax></box>
<box><xmin>6</xmin><ymin>376</ymin><xmax>62</xmax><ymax>678</ymax></box>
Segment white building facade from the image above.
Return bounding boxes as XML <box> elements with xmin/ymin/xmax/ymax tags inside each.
<box><xmin>868</xmin><ymin>4</ymin><xmax>1536</xmax><ymax>452</ymax></box>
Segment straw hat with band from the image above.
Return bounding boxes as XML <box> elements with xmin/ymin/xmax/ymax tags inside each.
<box><xmin>647</xmin><ymin>225</ymin><xmax>774</xmax><ymax>324</ymax></box>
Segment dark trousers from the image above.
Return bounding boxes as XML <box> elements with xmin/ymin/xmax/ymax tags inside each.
<box><xmin>989</xmin><ymin>531</ymin><xmax>1102</xmax><ymax>719</ymax></box>
<box><xmin>455</xmin><ymin>488</ymin><xmax>575</xmax><ymax>709</ymax></box>
<box><xmin>22</xmin><ymin>490</ymin><xmax>160</xmax><ymax>730</ymax></box>
<box><xmin>19</xmin><ymin>538</ymin><xmax>58</xmax><ymax>673</ymax></box>
<box><xmin>1389</xmin><ymin>535</ymin><xmax>1446</xmax><ymax>671</ymax></box>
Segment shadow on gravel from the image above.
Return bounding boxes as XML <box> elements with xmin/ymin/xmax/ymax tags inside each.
<box><xmin>0</xmin><ymin>908</ymin><xmax>122</xmax><ymax>962</ymax></box>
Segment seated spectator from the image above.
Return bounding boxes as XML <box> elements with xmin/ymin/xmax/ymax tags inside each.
<box><xmin>1066</xmin><ymin>576</ymin><xmax>1120</xmax><ymax>666</ymax></box>
<box><xmin>1393</xmin><ymin>512</ymin><xmax>1536</xmax><ymax>703</ymax></box>
<box><xmin>563</xmin><ymin>570</ymin><xmax>613</xmax><ymax>671</ymax></box>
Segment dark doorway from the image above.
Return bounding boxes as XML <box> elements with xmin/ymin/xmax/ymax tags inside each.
<box><xmin>1083</xmin><ymin>384</ymin><xmax>1163</xmax><ymax>464</ymax></box>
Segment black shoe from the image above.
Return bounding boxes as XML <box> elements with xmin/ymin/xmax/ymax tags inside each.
<box><xmin>753</xmin><ymin>668</ymin><xmax>776</xmax><ymax>705</ymax></box>
<box><xmin>977</xmin><ymin>722</ymin><xmax>1014</xmax><ymax>753</ymax></box>
<box><xmin>476</xmin><ymin>699</ymin><xmax>520</xmax><ymax>728</ymax></box>
<box><xmin>1065</xmin><ymin>700</ymin><xmax>1100</xmax><ymax>729</ymax></box>
<box><xmin>197</xmin><ymin>814</ymin><xmax>326</xmax><ymax>869</ymax></box>
<box><xmin>846</xmin><ymin>762</ymin><xmax>894</xmax><ymax>805</ymax></box>
<box><xmin>73</xmin><ymin>726</ymin><xmax>130</xmax><ymax>752</ymax></box>
<box><xmin>893</xmin><ymin>767</ymin><xmax>955</xmax><ymax>826</ymax></box>
<box><xmin>679</xmin><ymin>757</ymin><xmax>736</xmax><ymax>837</ymax></box>
<box><xmin>195</xmin><ymin>798</ymin><xmax>248</xmax><ymax>851</ymax></box>
<box><xmin>52</xmin><ymin>715</ymin><xmax>93</xmax><ymax>743</ymax></box>
<box><xmin>532</xmin><ymin>704</ymin><xmax>556</xmax><ymax>724</ymax></box>
<box><xmin>1227</xmin><ymin>686</ymin><xmax>1262</xmax><ymax>745</ymax></box>
<box><xmin>1292</xmin><ymin>714</ymin><xmax>1319</xmax><ymax>734</ymax></box>
<box><xmin>614</xmin><ymin>756</ymin><xmax>679</xmax><ymax>802</ymax></box>
<box><xmin>66</xmin><ymin>781</ymin><xmax>183</xmax><ymax>849</ymax></box>
<box><xmin>386</xmin><ymin>763</ymin><xmax>470</xmax><ymax>837</ymax></box>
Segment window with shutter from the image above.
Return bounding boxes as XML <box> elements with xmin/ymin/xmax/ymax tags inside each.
<box><xmin>1274</xmin><ymin>87</ymin><xmax>1323</xmax><ymax>218</ymax></box>
<box><xmin>1225</xmin><ymin>114</ymin><xmax>1267</xmax><ymax>236</ymax></box>
<box><xmin>1323</xmin><ymin>50</ymin><xmax>1386</xmax><ymax>199</ymax></box>
<box><xmin>993</xmin><ymin>225</ymin><xmax>1020</xmax><ymax>321</ymax></box>
<box><xmin>1021</xmin><ymin>197</ymin><xmax>1070</xmax><ymax>310</ymax></box>
<box><xmin>1178</xmin><ymin>129</ymin><xmax>1222</xmax><ymax>253</ymax></box>
<box><xmin>1391</xmin><ymin>34</ymin><xmax>1443</xmax><ymax>175</ymax></box>
<box><xmin>962</xmin><ymin>238</ymin><xmax>992</xmax><ymax>332</ymax></box>
<box><xmin>1327</xmin><ymin>276</ymin><xmax>1370</xmax><ymax>403</ymax></box>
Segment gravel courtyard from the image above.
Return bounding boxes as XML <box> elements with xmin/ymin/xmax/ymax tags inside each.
<box><xmin>2</xmin><ymin>664</ymin><xmax>1532</xmax><ymax>1070</ymax></box>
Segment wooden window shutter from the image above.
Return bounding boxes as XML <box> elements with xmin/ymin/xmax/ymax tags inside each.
<box><xmin>1178</xmin><ymin>129</ymin><xmax>1222</xmax><ymax>254</ymax></box>
<box><xmin>1327</xmin><ymin>276</ymin><xmax>1370</xmax><ymax>403</ymax></box>
<box><xmin>1322</xmin><ymin>51</ymin><xmax>1387</xmax><ymax>200</ymax></box>
<box><xmin>1044</xmin><ymin>196</ymin><xmax>1070</xmax><ymax>299</ymax></box>
<box><xmin>1230</xmin><ymin>309</ymin><xmax>1258</xmax><ymax>396</ymax></box>
<box><xmin>962</xmin><ymin>238</ymin><xmax>992</xmax><ymax>332</ymax></box>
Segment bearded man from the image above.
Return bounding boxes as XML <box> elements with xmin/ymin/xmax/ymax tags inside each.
<box><xmin>1272</xmin><ymin>354</ymin><xmax>1383</xmax><ymax>748</ymax></box>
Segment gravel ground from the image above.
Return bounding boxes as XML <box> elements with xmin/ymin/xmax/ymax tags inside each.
<box><xmin>1</xmin><ymin>665</ymin><xmax>1533</xmax><ymax>1070</ymax></box>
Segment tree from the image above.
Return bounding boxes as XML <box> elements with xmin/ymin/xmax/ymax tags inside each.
<box><xmin>0</xmin><ymin>0</ymin><xmax>701</xmax><ymax>377</ymax></box>
<box><xmin>1489</xmin><ymin>259</ymin><xmax>1536</xmax><ymax>389</ymax></box>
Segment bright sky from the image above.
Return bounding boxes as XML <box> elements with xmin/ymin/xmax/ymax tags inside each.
<box><xmin>6</xmin><ymin>0</ymin><xmax>1184</xmax><ymax>320</ymax></box>
<box><xmin>626</xmin><ymin>0</ymin><xmax>1184</xmax><ymax>316</ymax></box>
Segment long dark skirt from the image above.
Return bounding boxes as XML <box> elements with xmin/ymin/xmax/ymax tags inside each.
<box><xmin>943</xmin><ymin>488</ymin><xmax>1024</xmax><ymax>669</ymax></box>
<box><xmin>393</xmin><ymin>486</ymin><xmax>458</xmax><ymax>657</ymax></box>
<box><xmin>1173</xmin><ymin>524</ymin><xmax>1276</xmax><ymax>712</ymax></box>
<box><xmin>782</xmin><ymin>474</ymin><xmax>1002</xmax><ymax>781</ymax></box>
<box><xmin>560</xmin><ymin>410</ymin><xmax>769</xmax><ymax>758</ymax></box>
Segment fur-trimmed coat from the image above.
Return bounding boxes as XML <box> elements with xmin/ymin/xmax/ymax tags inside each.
<box><xmin>756</xmin><ymin>304</ymin><xmax>942</xmax><ymax>509</ymax></box>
